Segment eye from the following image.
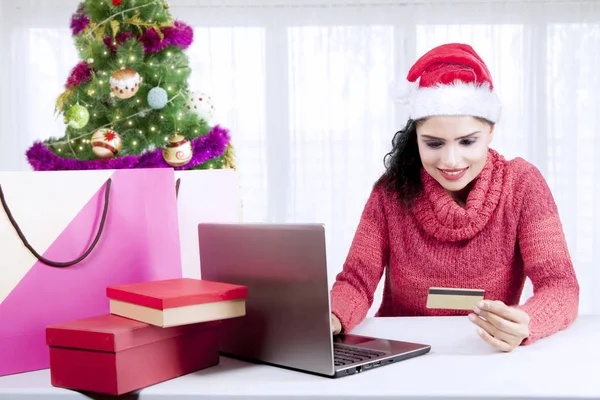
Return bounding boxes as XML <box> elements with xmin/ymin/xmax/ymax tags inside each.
<box><xmin>460</xmin><ymin>138</ymin><xmax>477</xmax><ymax>146</ymax></box>
<box><xmin>425</xmin><ymin>141</ymin><xmax>443</xmax><ymax>149</ymax></box>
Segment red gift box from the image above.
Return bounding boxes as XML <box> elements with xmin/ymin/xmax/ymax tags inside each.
<box><xmin>46</xmin><ymin>314</ymin><xmax>220</xmax><ymax>395</ymax></box>
<box><xmin>107</xmin><ymin>278</ymin><xmax>248</xmax><ymax>327</ymax></box>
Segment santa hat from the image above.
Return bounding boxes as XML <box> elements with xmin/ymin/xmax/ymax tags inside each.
<box><xmin>391</xmin><ymin>43</ymin><xmax>502</xmax><ymax>123</ymax></box>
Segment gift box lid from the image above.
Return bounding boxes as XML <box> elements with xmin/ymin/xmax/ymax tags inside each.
<box><xmin>46</xmin><ymin>314</ymin><xmax>219</xmax><ymax>353</ymax></box>
<box><xmin>106</xmin><ymin>278</ymin><xmax>248</xmax><ymax>310</ymax></box>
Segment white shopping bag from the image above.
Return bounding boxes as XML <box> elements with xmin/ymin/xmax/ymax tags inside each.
<box><xmin>174</xmin><ymin>169</ymin><xmax>241</xmax><ymax>278</ymax></box>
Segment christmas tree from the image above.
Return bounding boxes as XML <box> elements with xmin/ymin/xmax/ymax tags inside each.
<box><xmin>26</xmin><ymin>0</ymin><xmax>235</xmax><ymax>171</ymax></box>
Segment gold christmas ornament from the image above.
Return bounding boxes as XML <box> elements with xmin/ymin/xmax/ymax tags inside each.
<box><xmin>110</xmin><ymin>67</ymin><xmax>142</xmax><ymax>99</ymax></box>
<box><xmin>91</xmin><ymin>128</ymin><xmax>122</xmax><ymax>159</ymax></box>
<box><xmin>162</xmin><ymin>134</ymin><xmax>193</xmax><ymax>167</ymax></box>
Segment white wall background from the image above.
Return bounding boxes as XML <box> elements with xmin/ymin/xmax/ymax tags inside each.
<box><xmin>1</xmin><ymin>0</ymin><xmax>599</xmax><ymax>316</ymax></box>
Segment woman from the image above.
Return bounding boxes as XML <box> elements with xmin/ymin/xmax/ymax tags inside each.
<box><xmin>329</xmin><ymin>43</ymin><xmax>579</xmax><ymax>352</ymax></box>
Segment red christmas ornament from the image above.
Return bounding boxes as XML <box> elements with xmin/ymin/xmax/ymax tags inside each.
<box><xmin>112</xmin><ymin>0</ymin><xmax>122</xmax><ymax>6</ymax></box>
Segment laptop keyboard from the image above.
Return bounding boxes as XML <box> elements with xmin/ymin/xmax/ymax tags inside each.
<box><xmin>333</xmin><ymin>343</ymin><xmax>386</xmax><ymax>366</ymax></box>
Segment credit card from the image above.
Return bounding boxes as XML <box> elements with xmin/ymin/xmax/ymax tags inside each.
<box><xmin>426</xmin><ymin>287</ymin><xmax>485</xmax><ymax>310</ymax></box>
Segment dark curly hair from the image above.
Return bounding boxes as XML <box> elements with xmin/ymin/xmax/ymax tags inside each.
<box><xmin>377</xmin><ymin>119</ymin><xmax>423</xmax><ymax>208</ymax></box>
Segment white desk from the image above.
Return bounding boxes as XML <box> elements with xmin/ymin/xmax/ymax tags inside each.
<box><xmin>1</xmin><ymin>316</ymin><xmax>599</xmax><ymax>400</ymax></box>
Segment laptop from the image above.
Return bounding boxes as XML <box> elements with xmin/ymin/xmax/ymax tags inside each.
<box><xmin>197</xmin><ymin>223</ymin><xmax>431</xmax><ymax>378</ymax></box>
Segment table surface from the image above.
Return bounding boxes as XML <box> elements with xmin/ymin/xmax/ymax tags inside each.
<box><xmin>1</xmin><ymin>315</ymin><xmax>599</xmax><ymax>400</ymax></box>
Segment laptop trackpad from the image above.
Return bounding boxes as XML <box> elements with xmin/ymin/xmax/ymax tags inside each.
<box><xmin>336</xmin><ymin>333</ymin><xmax>428</xmax><ymax>354</ymax></box>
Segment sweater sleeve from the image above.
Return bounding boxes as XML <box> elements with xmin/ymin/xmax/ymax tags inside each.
<box><xmin>330</xmin><ymin>183</ymin><xmax>389</xmax><ymax>333</ymax></box>
<box><xmin>515</xmin><ymin>162</ymin><xmax>580</xmax><ymax>345</ymax></box>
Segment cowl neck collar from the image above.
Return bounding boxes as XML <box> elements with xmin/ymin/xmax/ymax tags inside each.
<box><xmin>412</xmin><ymin>148</ymin><xmax>505</xmax><ymax>242</ymax></box>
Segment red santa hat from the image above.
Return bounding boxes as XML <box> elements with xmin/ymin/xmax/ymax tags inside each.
<box><xmin>392</xmin><ymin>43</ymin><xmax>502</xmax><ymax>123</ymax></box>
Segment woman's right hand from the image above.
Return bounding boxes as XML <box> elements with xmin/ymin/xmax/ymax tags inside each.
<box><xmin>332</xmin><ymin>313</ymin><xmax>342</xmax><ymax>335</ymax></box>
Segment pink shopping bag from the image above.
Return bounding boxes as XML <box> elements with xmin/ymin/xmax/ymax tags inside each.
<box><xmin>0</xmin><ymin>168</ymin><xmax>183</xmax><ymax>376</ymax></box>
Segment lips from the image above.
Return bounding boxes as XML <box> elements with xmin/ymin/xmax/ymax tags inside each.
<box><xmin>438</xmin><ymin>168</ymin><xmax>468</xmax><ymax>181</ymax></box>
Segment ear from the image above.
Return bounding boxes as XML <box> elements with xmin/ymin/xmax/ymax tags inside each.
<box><xmin>488</xmin><ymin>124</ymin><xmax>495</xmax><ymax>144</ymax></box>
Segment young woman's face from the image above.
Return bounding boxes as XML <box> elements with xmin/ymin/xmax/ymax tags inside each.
<box><xmin>416</xmin><ymin>116</ymin><xmax>494</xmax><ymax>194</ymax></box>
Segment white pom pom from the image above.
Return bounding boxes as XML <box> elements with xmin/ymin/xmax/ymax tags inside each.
<box><xmin>388</xmin><ymin>79</ymin><xmax>418</xmax><ymax>105</ymax></box>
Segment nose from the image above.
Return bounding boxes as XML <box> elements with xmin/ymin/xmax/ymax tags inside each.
<box><xmin>441</xmin><ymin>145</ymin><xmax>457</xmax><ymax>167</ymax></box>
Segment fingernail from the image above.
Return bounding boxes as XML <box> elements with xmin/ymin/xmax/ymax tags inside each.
<box><xmin>477</xmin><ymin>301</ymin><xmax>485</xmax><ymax>309</ymax></box>
<box><xmin>468</xmin><ymin>313</ymin><xmax>476</xmax><ymax>321</ymax></box>
<box><xmin>477</xmin><ymin>328</ymin><xmax>484</xmax><ymax>335</ymax></box>
<box><xmin>473</xmin><ymin>306</ymin><xmax>481</xmax><ymax>314</ymax></box>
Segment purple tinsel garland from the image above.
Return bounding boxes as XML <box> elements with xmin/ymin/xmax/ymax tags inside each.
<box><xmin>70</xmin><ymin>13</ymin><xmax>90</xmax><ymax>36</ymax></box>
<box><xmin>140</xmin><ymin>21</ymin><xmax>194</xmax><ymax>54</ymax></box>
<box><xmin>66</xmin><ymin>61</ymin><xmax>93</xmax><ymax>88</ymax></box>
<box><xmin>26</xmin><ymin>126</ymin><xmax>230</xmax><ymax>171</ymax></box>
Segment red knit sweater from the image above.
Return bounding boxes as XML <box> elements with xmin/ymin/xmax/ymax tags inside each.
<box><xmin>330</xmin><ymin>149</ymin><xmax>579</xmax><ymax>345</ymax></box>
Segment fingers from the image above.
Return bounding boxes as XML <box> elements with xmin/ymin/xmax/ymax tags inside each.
<box><xmin>477</xmin><ymin>309</ymin><xmax>529</xmax><ymax>338</ymax></box>
<box><xmin>476</xmin><ymin>326</ymin><xmax>513</xmax><ymax>352</ymax></box>
<box><xmin>477</xmin><ymin>300</ymin><xmax>530</xmax><ymax>324</ymax></box>
<box><xmin>469</xmin><ymin>300</ymin><xmax>531</xmax><ymax>352</ymax></box>
<box><xmin>331</xmin><ymin>314</ymin><xmax>342</xmax><ymax>335</ymax></box>
<box><xmin>469</xmin><ymin>313</ymin><xmax>516</xmax><ymax>346</ymax></box>
<box><xmin>479</xmin><ymin>310</ymin><xmax>522</xmax><ymax>335</ymax></box>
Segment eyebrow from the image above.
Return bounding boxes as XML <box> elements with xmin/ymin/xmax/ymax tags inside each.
<box><xmin>420</xmin><ymin>131</ymin><xmax>481</xmax><ymax>140</ymax></box>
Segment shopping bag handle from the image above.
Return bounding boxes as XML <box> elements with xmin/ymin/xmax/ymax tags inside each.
<box><xmin>0</xmin><ymin>179</ymin><xmax>111</xmax><ymax>268</ymax></box>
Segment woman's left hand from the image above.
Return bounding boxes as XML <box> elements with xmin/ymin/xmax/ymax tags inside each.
<box><xmin>469</xmin><ymin>300</ymin><xmax>530</xmax><ymax>352</ymax></box>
